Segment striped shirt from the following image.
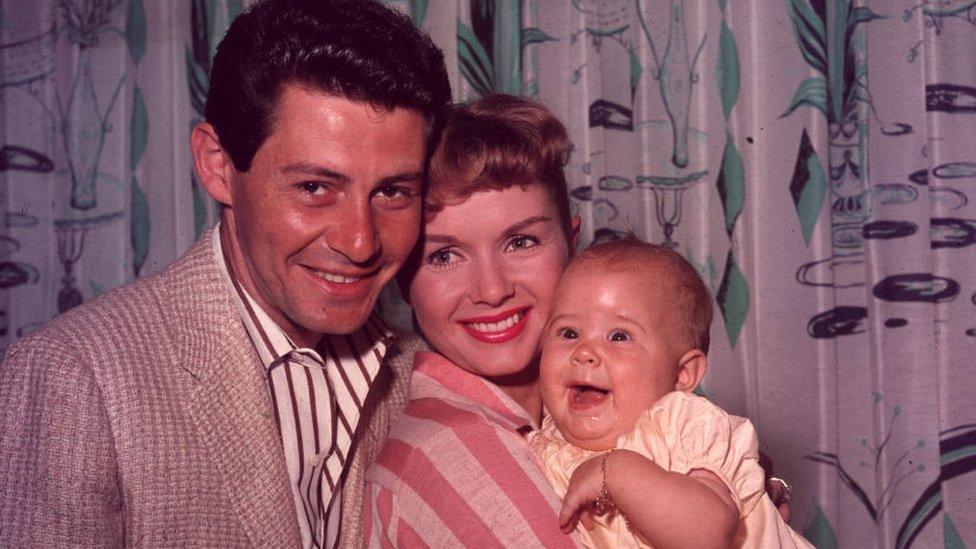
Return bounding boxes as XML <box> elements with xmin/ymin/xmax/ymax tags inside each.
<box><xmin>363</xmin><ymin>351</ymin><xmax>579</xmax><ymax>547</ymax></box>
<box><xmin>213</xmin><ymin>230</ymin><xmax>393</xmax><ymax>548</ymax></box>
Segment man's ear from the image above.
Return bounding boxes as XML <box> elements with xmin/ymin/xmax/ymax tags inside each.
<box><xmin>674</xmin><ymin>349</ymin><xmax>708</xmax><ymax>393</ymax></box>
<box><xmin>570</xmin><ymin>215</ymin><xmax>582</xmax><ymax>252</ymax></box>
<box><xmin>190</xmin><ymin>122</ymin><xmax>234</xmax><ymax>206</ymax></box>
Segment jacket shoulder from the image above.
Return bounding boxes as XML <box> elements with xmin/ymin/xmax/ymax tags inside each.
<box><xmin>4</xmin><ymin>230</ymin><xmax>221</xmax><ymax>368</ymax></box>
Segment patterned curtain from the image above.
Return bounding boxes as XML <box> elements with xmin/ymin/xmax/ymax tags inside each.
<box><xmin>2</xmin><ymin>1</ymin><xmax>974</xmax><ymax>546</ymax></box>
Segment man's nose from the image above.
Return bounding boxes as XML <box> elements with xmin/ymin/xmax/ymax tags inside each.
<box><xmin>473</xmin><ymin>260</ymin><xmax>514</xmax><ymax>306</ymax></box>
<box><xmin>329</xmin><ymin>202</ymin><xmax>381</xmax><ymax>266</ymax></box>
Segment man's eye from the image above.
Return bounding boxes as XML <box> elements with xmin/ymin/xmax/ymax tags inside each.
<box><xmin>299</xmin><ymin>182</ymin><xmax>326</xmax><ymax>195</ymax></box>
<box><xmin>373</xmin><ymin>185</ymin><xmax>417</xmax><ymax>209</ymax></box>
<box><xmin>558</xmin><ymin>327</ymin><xmax>579</xmax><ymax>340</ymax></box>
<box><xmin>377</xmin><ymin>185</ymin><xmax>407</xmax><ymax>198</ymax></box>
<box><xmin>506</xmin><ymin>234</ymin><xmax>540</xmax><ymax>252</ymax></box>
<box><xmin>609</xmin><ymin>330</ymin><xmax>630</xmax><ymax>342</ymax></box>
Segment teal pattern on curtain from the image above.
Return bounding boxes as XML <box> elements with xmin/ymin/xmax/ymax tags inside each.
<box><xmin>2</xmin><ymin>1</ymin><xmax>974</xmax><ymax>545</ymax></box>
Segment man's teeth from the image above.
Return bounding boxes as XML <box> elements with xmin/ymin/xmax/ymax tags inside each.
<box><xmin>468</xmin><ymin>312</ymin><xmax>523</xmax><ymax>333</ymax></box>
<box><xmin>314</xmin><ymin>270</ymin><xmax>361</xmax><ymax>284</ymax></box>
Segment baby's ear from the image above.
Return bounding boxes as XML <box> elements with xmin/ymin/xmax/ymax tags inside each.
<box><xmin>674</xmin><ymin>349</ymin><xmax>708</xmax><ymax>392</ymax></box>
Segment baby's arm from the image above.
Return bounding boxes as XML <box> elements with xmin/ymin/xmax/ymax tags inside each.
<box><xmin>560</xmin><ymin>449</ymin><xmax>738</xmax><ymax>549</ymax></box>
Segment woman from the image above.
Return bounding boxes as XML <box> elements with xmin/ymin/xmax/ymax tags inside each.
<box><xmin>362</xmin><ymin>95</ymin><xmax>790</xmax><ymax>546</ymax></box>
<box><xmin>363</xmin><ymin>94</ymin><xmax>581</xmax><ymax>546</ymax></box>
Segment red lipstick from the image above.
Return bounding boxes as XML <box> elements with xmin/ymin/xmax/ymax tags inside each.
<box><xmin>458</xmin><ymin>307</ymin><xmax>530</xmax><ymax>344</ymax></box>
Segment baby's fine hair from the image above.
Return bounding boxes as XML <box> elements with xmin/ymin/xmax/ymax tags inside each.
<box><xmin>571</xmin><ymin>236</ymin><xmax>714</xmax><ymax>354</ymax></box>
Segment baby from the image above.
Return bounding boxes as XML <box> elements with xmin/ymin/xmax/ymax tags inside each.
<box><xmin>527</xmin><ymin>238</ymin><xmax>812</xmax><ymax>548</ymax></box>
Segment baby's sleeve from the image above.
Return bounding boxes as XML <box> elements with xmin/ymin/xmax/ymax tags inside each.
<box><xmin>626</xmin><ymin>392</ymin><xmax>767</xmax><ymax>517</ymax></box>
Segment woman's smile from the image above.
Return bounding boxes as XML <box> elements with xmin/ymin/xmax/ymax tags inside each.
<box><xmin>408</xmin><ymin>185</ymin><xmax>572</xmax><ymax>381</ymax></box>
<box><xmin>458</xmin><ymin>307</ymin><xmax>530</xmax><ymax>343</ymax></box>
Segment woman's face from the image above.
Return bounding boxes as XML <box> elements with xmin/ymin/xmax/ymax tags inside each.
<box><xmin>408</xmin><ymin>185</ymin><xmax>572</xmax><ymax>381</ymax></box>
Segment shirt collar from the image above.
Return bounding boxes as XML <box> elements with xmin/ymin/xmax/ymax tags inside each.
<box><xmin>211</xmin><ymin>222</ymin><xmax>395</xmax><ymax>371</ymax></box>
<box><xmin>410</xmin><ymin>351</ymin><xmax>537</xmax><ymax>432</ymax></box>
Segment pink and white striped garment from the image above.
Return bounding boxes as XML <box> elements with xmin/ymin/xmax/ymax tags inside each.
<box><xmin>363</xmin><ymin>351</ymin><xmax>579</xmax><ymax>548</ymax></box>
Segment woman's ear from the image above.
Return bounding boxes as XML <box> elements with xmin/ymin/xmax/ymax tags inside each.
<box><xmin>674</xmin><ymin>349</ymin><xmax>708</xmax><ymax>392</ymax></box>
<box><xmin>570</xmin><ymin>215</ymin><xmax>582</xmax><ymax>252</ymax></box>
<box><xmin>190</xmin><ymin>122</ymin><xmax>234</xmax><ymax>206</ymax></box>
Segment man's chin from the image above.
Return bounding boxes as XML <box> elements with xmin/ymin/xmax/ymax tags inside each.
<box><xmin>308</xmin><ymin>315</ymin><xmax>372</xmax><ymax>337</ymax></box>
<box><xmin>297</xmin><ymin>304</ymin><xmax>377</xmax><ymax>337</ymax></box>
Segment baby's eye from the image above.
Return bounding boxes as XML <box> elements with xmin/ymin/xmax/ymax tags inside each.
<box><xmin>609</xmin><ymin>330</ymin><xmax>630</xmax><ymax>342</ymax></box>
<box><xmin>558</xmin><ymin>327</ymin><xmax>579</xmax><ymax>340</ymax></box>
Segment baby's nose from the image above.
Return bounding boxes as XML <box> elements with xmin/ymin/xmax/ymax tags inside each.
<box><xmin>571</xmin><ymin>346</ymin><xmax>599</xmax><ymax>366</ymax></box>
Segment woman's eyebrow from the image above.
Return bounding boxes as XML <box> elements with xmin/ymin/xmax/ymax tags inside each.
<box><xmin>504</xmin><ymin>215</ymin><xmax>555</xmax><ymax>235</ymax></box>
<box><xmin>422</xmin><ymin>233</ymin><xmax>459</xmax><ymax>245</ymax></box>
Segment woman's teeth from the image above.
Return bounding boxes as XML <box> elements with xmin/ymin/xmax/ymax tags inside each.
<box><xmin>468</xmin><ymin>312</ymin><xmax>523</xmax><ymax>333</ymax></box>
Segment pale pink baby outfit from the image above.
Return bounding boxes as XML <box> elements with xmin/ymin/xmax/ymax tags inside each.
<box><xmin>528</xmin><ymin>391</ymin><xmax>813</xmax><ymax>548</ymax></box>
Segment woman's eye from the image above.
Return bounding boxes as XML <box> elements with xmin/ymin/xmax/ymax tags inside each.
<box><xmin>506</xmin><ymin>234</ymin><xmax>540</xmax><ymax>252</ymax></box>
<box><xmin>425</xmin><ymin>248</ymin><xmax>456</xmax><ymax>266</ymax></box>
<box><xmin>558</xmin><ymin>327</ymin><xmax>579</xmax><ymax>340</ymax></box>
<box><xmin>609</xmin><ymin>330</ymin><xmax>630</xmax><ymax>342</ymax></box>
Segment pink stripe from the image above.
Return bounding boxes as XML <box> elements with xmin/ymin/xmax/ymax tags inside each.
<box><xmin>374</xmin><ymin>487</ymin><xmax>396</xmax><ymax>549</ymax></box>
<box><xmin>413</xmin><ymin>352</ymin><xmax>530</xmax><ymax>428</ymax></box>
<box><xmin>376</xmin><ymin>439</ymin><xmax>503</xmax><ymax>545</ymax></box>
<box><xmin>406</xmin><ymin>399</ymin><xmax>575</xmax><ymax>548</ymax></box>
<box><xmin>396</xmin><ymin>518</ymin><xmax>429</xmax><ymax>548</ymax></box>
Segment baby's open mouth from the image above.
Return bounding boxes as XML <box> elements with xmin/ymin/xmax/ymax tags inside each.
<box><xmin>569</xmin><ymin>384</ymin><xmax>610</xmax><ymax>408</ymax></box>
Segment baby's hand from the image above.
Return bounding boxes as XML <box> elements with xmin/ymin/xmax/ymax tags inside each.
<box><xmin>559</xmin><ymin>453</ymin><xmax>611</xmax><ymax>533</ymax></box>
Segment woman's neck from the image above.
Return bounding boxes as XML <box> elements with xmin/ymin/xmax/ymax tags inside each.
<box><xmin>489</xmin><ymin>365</ymin><xmax>543</xmax><ymax>425</ymax></box>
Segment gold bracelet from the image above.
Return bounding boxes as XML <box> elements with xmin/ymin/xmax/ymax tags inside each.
<box><xmin>593</xmin><ymin>450</ymin><xmax>615</xmax><ymax>515</ymax></box>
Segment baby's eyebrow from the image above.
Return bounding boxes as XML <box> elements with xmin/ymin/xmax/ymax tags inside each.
<box><xmin>608</xmin><ymin>315</ymin><xmax>649</xmax><ymax>332</ymax></box>
<box><xmin>541</xmin><ymin>315</ymin><xmax>564</xmax><ymax>330</ymax></box>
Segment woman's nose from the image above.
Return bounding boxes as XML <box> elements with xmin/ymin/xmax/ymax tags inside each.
<box><xmin>473</xmin><ymin>261</ymin><xmax>514</xmax><ymax>305</ymax></box>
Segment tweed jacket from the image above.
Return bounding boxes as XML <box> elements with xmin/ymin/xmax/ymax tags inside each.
<box><xmin>0</xmin><ymin>228</ymin><xmax>420</xmax><ymax>547</ymax></box>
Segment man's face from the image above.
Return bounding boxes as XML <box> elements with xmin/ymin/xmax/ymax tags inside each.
<box><xmin>222</xmin><ymin>85</ymin><xmax>427</xmax><ymax>344</ymax></box>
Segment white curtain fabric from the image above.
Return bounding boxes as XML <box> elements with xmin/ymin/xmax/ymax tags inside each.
<box><xmin>2</xmin><ymin>1</ymin><xmax>974</xmax><ymax>546</ymax></box>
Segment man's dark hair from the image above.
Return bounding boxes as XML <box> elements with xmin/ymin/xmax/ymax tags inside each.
<box><xmin>205</xmin><ymin>0</ymin><xmax>451</xmax><ymax>172</ymax></box>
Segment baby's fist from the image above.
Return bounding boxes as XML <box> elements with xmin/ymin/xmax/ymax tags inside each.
<box><xmin>559</xmin><ymin>453</ymin><xmax>611</xmax><ymax>532</ymax></box>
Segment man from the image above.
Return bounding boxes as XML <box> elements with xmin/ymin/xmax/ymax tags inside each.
<box><xmin>0</xmin><ymin>0</ymin><xmax>450</xmax><ymax>546</ymax></box>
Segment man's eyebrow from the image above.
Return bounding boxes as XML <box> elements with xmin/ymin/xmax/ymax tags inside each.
<box><xmin>378</xmin><ymin>171</ymin><xmax>424</xmax><ymax>186</ymax></box>
<box><xmin>279</xmin><ymin>163</ymin><xmax>423</xmax><ymax>186</ymax></box>
<box><xmin>280</xmin><ymin>162</ymin><xmax>350</xmax><ymax>182</ymax></box>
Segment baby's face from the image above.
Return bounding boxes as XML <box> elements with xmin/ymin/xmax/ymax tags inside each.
<box><xmin>540</xmin><ymin>262</ymin><xmax>683</xmax><ymax>451</ymax></box>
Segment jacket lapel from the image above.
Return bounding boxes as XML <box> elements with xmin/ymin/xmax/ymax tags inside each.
<box><xmin>170</xmin><ymin>230</ymin><xmax>301</xmax><ymax>548</ymax></box>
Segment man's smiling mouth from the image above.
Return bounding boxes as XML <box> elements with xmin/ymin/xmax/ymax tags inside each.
<box><xmin>311</xmin><ymin>270</ymin><xmax>363</xmax><ymax>284</ymax></box>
